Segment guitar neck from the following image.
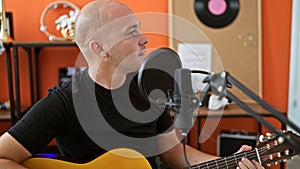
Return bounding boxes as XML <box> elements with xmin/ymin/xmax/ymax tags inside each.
<box><xmin>186</xmin><ymin>149</ymin><xmax>261</xmax><ymax>169</ymax></box>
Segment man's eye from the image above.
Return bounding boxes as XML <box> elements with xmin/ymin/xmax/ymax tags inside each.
<box><xmin>129</xmin><ymin>29</ymin><xmax>140</xmax><ymax>35</ymax></box>
<box><xmin>130</xmin><ymin>30</ymin><xmax>136</xmax><ymax>35</ymax></box>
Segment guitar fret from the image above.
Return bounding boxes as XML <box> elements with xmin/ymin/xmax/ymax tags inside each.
<box><xmin>193</xmin><ymin>163</ymin><xmax>201</xmax><ymax>169</ymax></box>
<box><xmin>255</xmin><ymin>147</ymin><xmax>262</xmax><ymax>164</ymax></box>
<box><xmin>215</xmin><ymin>159</ymin><xmax>218</xmax><ymax>169</ymax></box>
<box><xmin>216</xmin><ymin>157</ymin><xmax>228</xmax><ymax>169</ymax></box>
<box><xmin>224</xmin><ymin>156</ymin><xmax>228</xmax><ymax>169</ymax></box>
<box><xmin>204</xmin><ymin>161</ymin><xmax>215</xmax><ymax>169</ymax></box>
<box><xmin>197</xmin><ymin>161</ymin><xmax>212</xmax><ymax>169</ymax></box>
<box><xmin>233</xmin><ymin>154</ymin><xmax>238</xmax><ymax>166</ymax></box>
<box><xmin>199</xmin><ymin>162</ymin><xmax>207</xmax><ymax>168</ymax></box>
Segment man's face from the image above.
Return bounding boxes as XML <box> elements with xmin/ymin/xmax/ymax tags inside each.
<box><xmin>102</xmin><ymin>13</ymin><xmax>149</xmax><ymax>73</ymax></box>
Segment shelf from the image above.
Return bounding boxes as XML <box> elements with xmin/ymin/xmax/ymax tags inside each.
<box><xmin>169</xmin><ymin>103</ymin><xmax>282</xmax><ymax>118</ymax></box>
<box><xmin>12</xmin><ymin>41</ymin><xmax>77</xmax><ymax>48</ymax></box>
<box><xmin>196</xmin><ymin>102</ymin><xmax>277</xmax><ymax>118</ymax></box>
<box><xmin>6</xmin><ymin>41</ymin><xmax>78</xmax><ymax>124</ymax></box>
<box><xmin>0</xmin><ymin>107</ymin><xmax>30</xmax><ymax>122</ymax></box>
<box><xmin>0</xmin><ymin>109</ymin><xmax>12</xmax><ymax>121</ymax></box>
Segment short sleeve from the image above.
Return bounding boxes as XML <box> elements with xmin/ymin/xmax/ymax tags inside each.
<box><xmin>8</xmin><ymin>89</ymin><xmax>69</xmax><ymax>155</ymax></box>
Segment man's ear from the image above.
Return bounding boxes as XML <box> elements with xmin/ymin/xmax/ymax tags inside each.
<box><xmin>89</xmin><ymin>40</ymin><xmax>106</xmax><ymax>58</ymax></box>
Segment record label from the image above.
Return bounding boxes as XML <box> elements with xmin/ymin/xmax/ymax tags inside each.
<box><xmin>208</xmin><ymin>0</ymin><xmax>227</xmax><ymax>15</ymax></box>
<box><xmin>194</xmin><ymin>0</ymin><xmax>240</xmax><ymax>28</ymax></box>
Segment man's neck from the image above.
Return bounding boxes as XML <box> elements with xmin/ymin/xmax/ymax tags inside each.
<box><xmin>88</xmin><ymin>66</ymin><xmax>126</xmax><ymax>90</ymax></box>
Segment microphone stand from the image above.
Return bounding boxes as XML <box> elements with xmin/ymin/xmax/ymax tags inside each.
<box><xmin>198</xmin><ymin>71</ymin><xmax>300</xmax><ymax>153</ymax></box>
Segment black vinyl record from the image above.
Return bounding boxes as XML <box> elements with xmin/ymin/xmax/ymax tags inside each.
<box><xmin>194</xmin><ymin>0</ymin><xmax>240</xmax><ymax>28</ymax></box>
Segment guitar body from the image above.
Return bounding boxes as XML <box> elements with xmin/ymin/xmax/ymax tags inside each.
<box><xmin>22</xmin><ymin>148</ymin><xmax>152</xmax><ymax>169</ymax></box>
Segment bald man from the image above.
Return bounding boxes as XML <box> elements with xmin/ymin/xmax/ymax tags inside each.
<box><xmin>0</xmin><ymin>1</ymin><xmax>264</xmax><ymax>169</ymax></box>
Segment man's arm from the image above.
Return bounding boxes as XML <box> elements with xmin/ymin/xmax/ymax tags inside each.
<box><xmin>157</xmin><ymin>129</ymin><xmax>218</xmax><ymax>169</ymax></box>
<box><xmin>0</xmin><ymin>132</ymin><xmax>31</xmax><ymax>169</ymax></box>
<box><xmin>157</xmin><ymin>129</ymin><xmax>264</xmax><ymax>169</ymax></box>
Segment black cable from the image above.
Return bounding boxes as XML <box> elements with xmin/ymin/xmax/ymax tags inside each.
<box><xmin>182</xmin><ymin>133</ymin><xmax>192</xmax><ymax>169</ymax></box>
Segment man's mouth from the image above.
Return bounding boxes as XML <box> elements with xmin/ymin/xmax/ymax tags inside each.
<box><xmin>139</xmin><ymin>49</ymin><xmax>146</xmax><ymax>56</ymax></box>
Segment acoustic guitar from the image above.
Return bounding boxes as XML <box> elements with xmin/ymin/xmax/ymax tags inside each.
<box><xmin>22</xmin><ymin>148</ymin><xmax>152</xmax><ymax>169</ymax></box>
<box><xmin>22</xmin><ymin>131</ymin><xmax>299</xmax><ymax>169</ymax></box>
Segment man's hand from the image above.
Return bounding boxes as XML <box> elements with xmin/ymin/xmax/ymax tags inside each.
<box><xmin>236</xmin><ymin>145</ymin><xmax>265</xmax><ymax>169</ymax></box>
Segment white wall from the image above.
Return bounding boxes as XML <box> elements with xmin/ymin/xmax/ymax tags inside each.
<box><xmin>287</xmin><ymin>0</ymin><xmax>300</xmax><ymax>168</ymax></box>
<box><xmin>288</xmin><ymin>0</ymin><xmax>300</xmax><ymax>134</ymax></box>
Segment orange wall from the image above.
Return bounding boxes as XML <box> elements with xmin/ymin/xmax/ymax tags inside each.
<box><xmin>2</xmin><ymin>0</ymin><xmax>292</xmax><ymax>108</ymax></box>
<box><xmin>1</xmin><ymin>0</ymin><xmax>168</xmax><ymax>105</ymax></box>
<box><xmin>0</xmin><ymin>0</ymin><xmax>293</xmax><ymax>159</ymax></box>
<box><xmin>262</xmin><ymin>0</ymin><xmax>292</xmax><ymax>111</ymax></box>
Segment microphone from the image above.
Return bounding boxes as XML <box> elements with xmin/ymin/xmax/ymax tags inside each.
<box><xmin>173</xmin><ymin>68</ymin><xmax>198</xmax><ymax>135</ymax></box>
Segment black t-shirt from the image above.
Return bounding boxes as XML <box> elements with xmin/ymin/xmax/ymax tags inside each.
<box><xmin>8</xmin><ymin>69</ymin><xmax>173</xmax><ymax>168</ymax></box>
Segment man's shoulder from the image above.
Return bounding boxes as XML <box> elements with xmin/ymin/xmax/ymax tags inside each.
<box><xmin>53</xmin><ymin>69</ymin><xmax>89</xmax><ymax>91</ymax></box>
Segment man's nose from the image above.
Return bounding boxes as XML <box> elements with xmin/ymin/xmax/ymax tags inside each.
<box><xmin>139</xmin><ymin>35</ymin><xmax>149</xmax><ymax>46</ymax></box>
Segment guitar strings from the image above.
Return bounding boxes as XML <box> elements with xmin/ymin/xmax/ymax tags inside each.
<box><xmin>190</xmin><ymin>145</ymin><xmax>275</xmax><ymax>169</ymax></box>
<box><xmin>201</xmin><ymin>151</ymin><xmax>258</xmax><ymax>169</ymax></box>
<box><xmin>208</xmin><ymin>146</ymin><xmax>272</xmax><ymax>169</ymax></box>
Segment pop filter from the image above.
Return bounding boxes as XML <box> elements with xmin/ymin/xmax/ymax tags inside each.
<box><xmin>138</xmin><ymin>48</ymin><xmax>182</xmax><ymax>103</ymax></box>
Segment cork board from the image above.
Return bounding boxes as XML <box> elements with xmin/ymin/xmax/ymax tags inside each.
<box><xmin>168</xmin><ymin>0</ymin><xmax>262</xmax><ymax>101</ymax></box>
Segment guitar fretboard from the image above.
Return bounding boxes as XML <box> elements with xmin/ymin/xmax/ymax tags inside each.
<box><xmin>186</xmin><ymin>147</ymin><xmax>265</xmax><ymax>169</ymax></box>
